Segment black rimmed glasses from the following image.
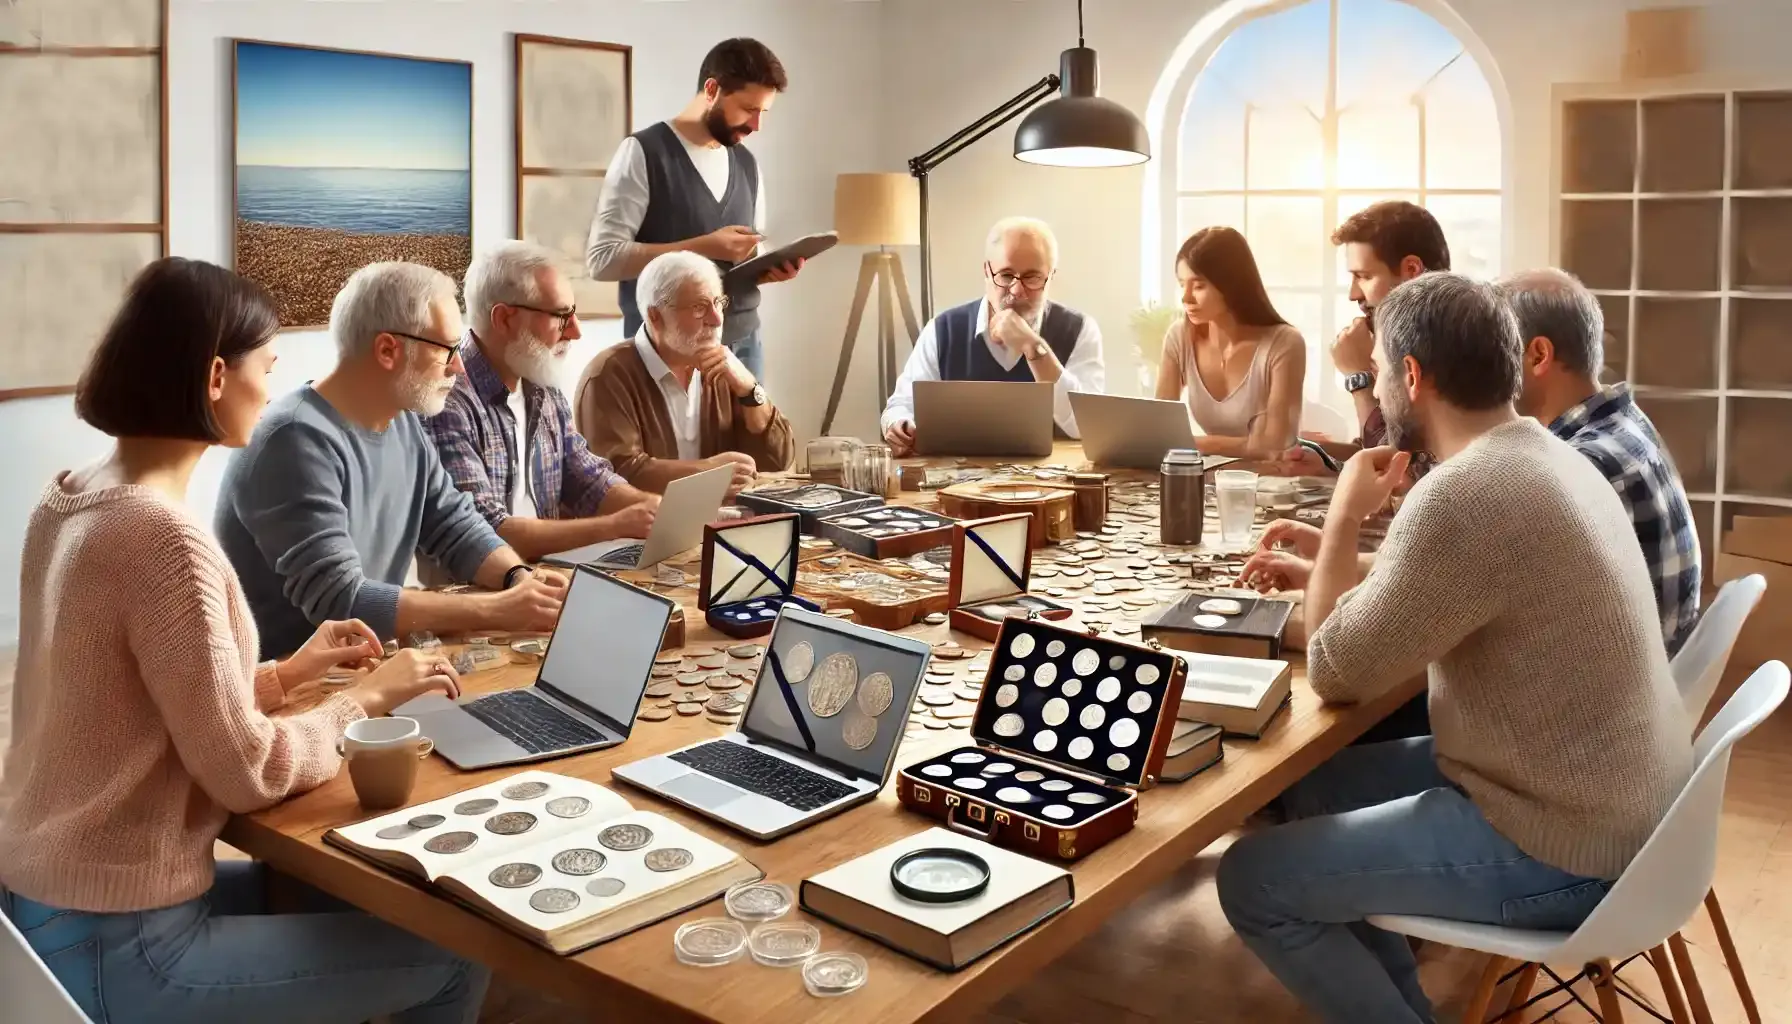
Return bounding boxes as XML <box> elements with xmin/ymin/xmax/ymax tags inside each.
<box><xmin>504</xmin><ymin>302</ymin><xmax>579</xmax><ymax>332</ymax></box>
<box><xmin>387</xmin><ymin>331</ymin><xmax>461</xmax><ymax>363</ymax></box>
<box><xmin>677</xmin><ymin>296</ymin><xmax>731</xmax><ymax>318</ymax></box>
<box><xmin>986</xmin><ymin>263</ymin><xmax>1051</xmax><ymax>291</ymax></box>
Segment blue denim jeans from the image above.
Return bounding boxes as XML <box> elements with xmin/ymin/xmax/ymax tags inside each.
<box><xmin>1</xmin><ymin>860</ymin><xmax>489</xmax><ymax>1024</ymax></box>
<box><xmin>727</xmin><ymin>327</ymin><xmax>764</xmax><ymax>383</ymax></box>
<box><xmin>1217</xmin><ymin>738</ymin><xmax>1612</xmax><ymax>1024</ymax></box>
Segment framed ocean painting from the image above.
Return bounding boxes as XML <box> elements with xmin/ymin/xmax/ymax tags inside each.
<box><xmin>232</xmin><ymin>40</ymin><xmax>472</xmax><ymax>328</ymax></box>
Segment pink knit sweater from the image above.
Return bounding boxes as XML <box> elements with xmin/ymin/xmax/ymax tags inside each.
<box><xmin>0</xmin><ymin>475</ymin><xmax>365</xmax><ymax>912</ymax></box>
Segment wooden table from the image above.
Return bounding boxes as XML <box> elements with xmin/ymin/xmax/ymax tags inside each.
<box><xmin>223</xmin><ymin>447</ymin><xmax>1422</xmax><ymax>1024</ymax></box>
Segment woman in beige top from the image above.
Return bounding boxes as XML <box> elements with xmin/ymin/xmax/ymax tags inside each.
<box><xmin>1156</xmin><ymin>227</ymin><xmax>1306</xmax><ymax>458</ymax></box>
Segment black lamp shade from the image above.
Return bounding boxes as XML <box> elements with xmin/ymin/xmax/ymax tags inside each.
<box><xmin>1014</xmin><ymin>47</ymin><xmax>1150</xmax><ymax>167</ymax></box>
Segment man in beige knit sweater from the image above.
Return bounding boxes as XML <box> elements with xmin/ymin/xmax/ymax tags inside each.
<box><xmin>1216</xmin><ymin>273</ymin><xmax>1692</xmax><ymax>1024</ymax></box>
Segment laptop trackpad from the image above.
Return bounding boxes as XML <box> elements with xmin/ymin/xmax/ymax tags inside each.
<box><xmin>660</xmin><ymin>771</ymin><xmax>750</xmax><ymax>811</ymax></box>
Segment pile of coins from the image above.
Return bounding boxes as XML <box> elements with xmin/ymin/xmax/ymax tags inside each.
<box><xmin>636</xmin><ymin>643</ymin><xmax>763</xmax><ymax>727</ymax></box>
<box><xmin>902</xmin><ymin>640</ymin><xmax>990</xmax><ymax>740</ymax></box>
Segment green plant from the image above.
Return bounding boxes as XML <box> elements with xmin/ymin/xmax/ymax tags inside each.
<box><xmin>1129</xmin><ymin>300</ymin><xmax>1179</xmax><ymax>369</ymax></box>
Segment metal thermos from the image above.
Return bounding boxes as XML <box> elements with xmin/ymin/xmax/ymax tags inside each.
<box><xmin>1160</xmin><ymin>448</ymin><xmax>1205</xmax><ymax>546</ymax></box>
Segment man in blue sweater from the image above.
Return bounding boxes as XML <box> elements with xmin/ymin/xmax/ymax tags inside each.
<box><xmin>880</xmin><ymin>216</ymin><xmax>1105</xmax><ymax>454</ymax></box>
<box><xmin>217</xmin><ymin>261</ymin><xmax>566</xmax><ymax>657</ymax></box>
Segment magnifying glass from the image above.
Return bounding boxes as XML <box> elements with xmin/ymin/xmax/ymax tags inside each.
<box><xmin>890</xmin><ymin>848</ymin><xmax>991</xmax><ymax>904</ymax></box>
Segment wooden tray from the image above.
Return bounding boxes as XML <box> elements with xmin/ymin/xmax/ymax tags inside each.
<box><xmin>795</xmin><ymin>553</ymin><xmax>952</xmax><ymax>631</ymax></box>
<box><xmin>937</xmin><ymin>480</ymin><xmax>1076</xmax><ymax>547</ymax></box>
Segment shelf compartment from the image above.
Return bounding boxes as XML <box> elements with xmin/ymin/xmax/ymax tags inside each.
<box><xmin>1641</xmin><ymin>96</ymin><xmax>1726</xmax><ymax>193</ymax></box>
<box><xmin>1726</xmin><ymin>398</ymin><xmax>1792</xmax><ymax>499</ymax></box>
<box><xmin>1632</xmin><ymin>298</ymin><xmax>1718</xmax><ymax>390</ymax></box>
<box><xmin>1562</xmin><ymin>100</ymin><xmax>1638</xmax><ymax>194</ymax></box>
<box><xmin>1728</xmin><ymin>298</ymin><xmax>1792</xmax><ymax>390</ymax></box>
<box><xmin>1638</xmin><ymin>199</ymin><xmax>1722</xmax><ymax>292</ymax></box>
<box><xmin>1734</xmin><ymin>92</ymin><xmax>1792</xmax><ymax>191</ymax></box>
<box><xmin>1635</xmin><ymin>394</ymin><xmax>1718</xmax><ymax>493</ymax></box>
<box><xmin>1561</xmin><ymin>199</ymin><xmax>1634</xmax><ymax>291</ymax></box>
<box><xmin>1732</xmin><ymin>196</ymin><xmax>1792</xmax><ymax>290</ymax></box>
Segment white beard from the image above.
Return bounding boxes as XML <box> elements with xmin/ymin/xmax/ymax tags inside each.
<box><xmin>508</xmin><ymin>328</ymin><xmax>567</xmax><ymax>387</ymax></box>
<box><xmin>402</xmin><ymin>365</ymin><xmax>455</xmax><ymax>417</ymax></box>
<box><xmin>663</xmin><ymin>324</ymin><xmax>718</xmax><ymax>359</ymax></box>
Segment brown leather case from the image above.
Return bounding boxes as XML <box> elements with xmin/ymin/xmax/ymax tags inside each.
<box><xmin>946</xmin><ymin>513</ymin><xmax>1074</xmax><ymax>641</ymax></box>
<box><xmin>937</xmin><ymin>481</ymin><xmax>1076</xmax><ymax>547</ymax></box>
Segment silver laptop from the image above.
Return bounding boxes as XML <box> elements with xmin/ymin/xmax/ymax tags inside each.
<box><xmin>611</xmin><ymin>607</ymin><xmax>932</xmax><ymax>839</ymax></box>
<box><xmin>1071</xmin><ymin>392</ymin><xmax>1199</xmax><ymax>469</ymax></box>
<box><xmin>913</xmin><ymin>380</ymin><xmax>1054</xmax><ymax>457</ymax></box>
<box><xmin>396</xmin><ymin>566</ymin><xmax>674</xmax><ymax>769</ymax></box>
<box><xmin>542</xmin><ymin>463</ymin><xmax>732</xmax><ymax>570</ymax></box>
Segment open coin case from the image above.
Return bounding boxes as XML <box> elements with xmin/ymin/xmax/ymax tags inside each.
<box><xmin>1139</xmin><ymin>588</ymin><xmax>1294</xmax><ymax>658</ymax></box>
<box><xmin>946</xmin><ymin>513</ymin><xmax>1073</xmax><ymax>643</ymax></box>
<box><xmin>736</xmin><ymin>482</ymin><xmax>885</xmax><ymax>532</ymax></box>
<box><xmin>699</xmin><ymin>513</ymin><xmax>820</xmax><ymax>639</ymax></box>
<box><xmin>814</xmin><ymin>504</ymin><xmax>960</xmax><ymax>560</ymax></box>
<box><xmin>896</xmin><ymin>618</ymin><xmax>1186</xmax><ymax>861</ymax></box>
<box><xmin>754</xmin><ymin>609</ymin><xmax>931</xmax><ymax>765</ymax></box>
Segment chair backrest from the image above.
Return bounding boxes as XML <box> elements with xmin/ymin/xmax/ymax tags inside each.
<box><xmin>1299</xmin><ymin>400</ymin><xmax>1356</xmax><ymax>441</ymax></box>
<box><xmin>0</xmin><ymin>910</ymin><xmax>94</xmax><ymax>1024</ymax></box>
<box><xmin>1671</xmin><ymin>574</ymin><xmax>1766</xmax><ymax>725</ymax></box>
<box><xmin>1556</xmin><ymin>659</ymin><xmax>1788</xmax><ymax>965</ymax></box>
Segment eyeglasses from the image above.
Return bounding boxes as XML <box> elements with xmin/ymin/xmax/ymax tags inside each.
<box><xmin>388</xmin><ymin>331</ymin><xmax>460</xmax><ymax>361</ymax></box>
<box><xmin>674</xmin><ymin>296</ymin><xmax>730</xmax><ymax>317</ymax></box>
<box><xmin>986</xmin><ymin>263</ymin><xmax>1051</xmax><ymax>291</ymax></box>
<box><xmin>505</xmin><ymin>302</ymin><xmax>579</xmax><ymax>331</ymax></box>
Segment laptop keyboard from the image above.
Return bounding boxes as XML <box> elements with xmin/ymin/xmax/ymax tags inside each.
<box><xmin>461</xmin><ymin>689</ymin><xmax>607</xmax><ymax>755</ymax></box>
<box><xmin>669</xmin><ymin>741</ymin><xmax>857</xmax><ymax>811</ymax></box>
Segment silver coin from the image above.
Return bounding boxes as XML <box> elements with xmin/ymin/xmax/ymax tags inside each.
<box><xmin>1071</xmin><ymin>649</ymin><xmax>1100</xmax><ymax>677</ymax></box>
<box><xmin>1108</xmin><ymin>654</ymin><xmax>1126</xmax><ymax>671</ymax></box>
<box><xmin>857</xmin><ymin>671</ymin><xmax>894</xmax><ymax>717</ymax></box>
<box><xmin>1135</xmin><ymin>663</ymin><xmax>1162</xmax><ymax>687</ymax></box>
<box><xmin>1045</xmin><ymin>639</ymin><xmax>1066</xmax><ymax>658</ymax></box>
<box><xmin>453</xmin><ymin>798</ymin><xmax>499</xmax><ymax>815</ymax></box>
<box><xmin>1003</xmin><ymin>664</ymin><xmax>1026</xmax><ymax>682</ymax></box>
<box><xmin>645</xmin><ymin>847</ymin><xmax>695</xmax><ymax>872</ymax></box>
<box><xmin>1095</xmin><ymin>676</ymin><xmax>1122</xmax><ymax>702</ymax></box>
<box><xmin>1034</xmin><ymin>662</ymin><xmax>1058</xmax><ymax>687</ymax></box>
<box><xmin>1015</xmin><ymin>770</ymin><xmax>1045</xmax><ymax>782</ymax></box>
<box><xmin>545</xmin><ymin>796</ymin><xmax>591</xmax><ymax>819</ymax></box>
<box><xmin>993</xmin><ymin>713</ymin><xmax>1024</xmax><ymax>737</ymax></box>
<box><xmin>586</xmin><ymin>877</ymin><xmax>626</xmax><ymax>897</ymax></box>
<box><xmin>1193</xmin><ymin>613</ymin><xmax>1229</xmax><ymax>629</ymax></box>
<box><xmin>551</xmin><ymin>848</ymin><xmax>606</xmax><ymax>876</ymax></box>
<box><xmin>1043</xmin><ymin>804</ymin><xmax>1074</xmax><ymax>820</ymax></box>
<box><xmin>921</xmin><ymin>763</ymin><xmax>953</xmax><ymax>777</ymax></box>
<box><xmin>950</xmin><ymin>751</ymin><xmax>986</xmax><ymax>764</ymax></box>
<box><xmin>529</xmin><ymin>888</ymin><xmax>580</xmax><ymax>914</ymax></box>
<box><xmin>995</xmin><ymin>683</ymin><xmax>1019</xmax><ymax>707</ymax></box>
<box><xmin>1108</xmin><ymin>752</ymin><xmax>1132</xmax><ymax>772</ymax></box>
<box><xmin>1127</xmin><ymin>691</ymin><xmax>1154</xmax><ymax>714</ymax></box>
<box><xmin>1079</xmin><ymin>704</ymin><xmax>1106</xmax><ymax>730</ymax></box>
<box><xmin>1069</xmin><ymin>791</ymin><xmax>1107</xmax><ymax>805</ymax></box>
<box><xmin>1033</xmin><ymin>729</ymin><xmax>1058</xmax><ymax>753</ymax></box>
<box><xmin>995</xmin><ymin>786</ymin><xmax>1034</xmax><ymax>803</ymax></box>
<box><xmin>1067</xmin><ymin>736</ymin><xmax>1095</xmax><ymax>760</ymax></box>
<box><xmin>423</xmin><ymin>831</ymin><xmax>478</xmax><ymax>855</ymax></box>
<box><xmin>1110</xmin><ymin>718</ymin><xmax>1142</xmax><ymax>747</ymax></box>
<box><xmin>1041</xmin><ymin>779</ymin><xmax>1074</xmax><ymax>792</ymax></box>
<box><xmin>1061</xmin><ymin>678</ymin><xmax>1084</xmax><ymax>699</ymax></box>
<box><xmin>485</xmin><ymin>811</ymin><xmax>537</xmax><ymax>836</ymax></box>
<box><xmin>488</xmin><ymin>862</ymin><xmax>543</xmax><ymax>888</ymax></box>
<box><xmin>807</xmin><ymin>652</ymin><xmax>859</xmax><ymax>717</ymax></box>
<box><xmin>1041</xmin><ymin>697</ymin><xmax>1070</xmax><ymax>726</ymax></box>
<box><xmin>598</xmin><ymin>823</ymin><xmax>653</xmax><ymax>851</ymax></box>
<box><xmin>407</xmin><ymin>814</ymin><xmax>445</xmax><ymax>829</ymax></box>
<box><xmin>841</xmin><ymin>709</ymin><xmax>878</xmax><ymax>750</ymax></box>
<box><xmin>376</xmin><ymin>824</ymin><xmax>419</xmax><ymax>841</ymax></box>
<box><xmin>501</xmin><ymin>781</ymin><xmax>551</xmax><ymax>801</ymax></box>
<box><xmin>981</xmin><ymin>762</ymin><xmax>1014</xmax><ymax>775</ymax></box>
<box><xmin>1009</xmin><ymin>632</ymin><xmax>1036</xmax><ymax>658</ymax></box>
<box><xmin>1199</xmin><ymin>598</ymin><xmax>1244</xmax><ymax>615</ymax></box>
<box><xmin>784</xmin><ymin>640</ymin><xmax>816</xmax><ymax>683</ymax></box>
<box><xmin>954</xmin><ymin>776</ymin><xmax>987</xmax><ymax>789</ymax></box>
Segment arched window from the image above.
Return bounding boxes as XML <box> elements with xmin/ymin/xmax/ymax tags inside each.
<box><xmin>1145</xmin><ymin>0</ymin><xmax>1506</xmax><ymax>413</ymax></box>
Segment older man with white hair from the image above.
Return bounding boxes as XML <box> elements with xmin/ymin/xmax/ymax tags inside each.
<box><xmin>217</xmin><ymin>261</ymin><xmax>566</xmax><ymax>657</ymax></box>
<box><xmin>426</xmin><ymin>241</ymin><xmax>660</xmax><ymax>563</ymax></box>
<box><xmin>880</xmin><ymin>216</ymin><xmax>1105</xmax><ymax>454</ymax></box>
<box><xmin>575</xmin><ymin>250</ymin><xmax>793</xmax><ymax>496</ymax></box>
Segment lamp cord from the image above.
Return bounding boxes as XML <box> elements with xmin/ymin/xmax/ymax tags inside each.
<box><xmin>1077</xmin><ymin>0</ymin><xmax>1085</xmax><ymax>46</ymax></box>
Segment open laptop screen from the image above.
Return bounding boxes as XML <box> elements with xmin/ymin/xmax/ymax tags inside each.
<box><xmin>537</xmin><ymin>567</ymin><xmax>674</xmax><ymax>730</ymax></box>
<box><xmin>741</xmin><ymin>610</ymin><xmax>931</xmax><ymax>782</ymax></box>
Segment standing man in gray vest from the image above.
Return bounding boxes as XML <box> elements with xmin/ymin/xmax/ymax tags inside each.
<box><xmin>586</xmin><ymin>38</ymin><xmax>800</xmax><ymax>382</ymax></box>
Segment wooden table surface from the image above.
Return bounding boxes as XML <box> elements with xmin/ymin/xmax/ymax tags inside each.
<box><xmin>223</xmin><ymin>447</ymin><xmax>1423</xmax><ymax>1024</ymax></box>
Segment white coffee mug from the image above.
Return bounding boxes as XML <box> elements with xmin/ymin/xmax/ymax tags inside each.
<box><xmin>337</xmin><ymin>716</ymin><xmax>434</xmax><ymax>810</ymax></box>
<box><xmin>336</xmin><ymin>715</ymin><xmax>434</xmax><ymax>758</ymax></box>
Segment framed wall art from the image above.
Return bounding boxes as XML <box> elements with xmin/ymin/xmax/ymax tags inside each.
<box><xmin>233</xmin><ymin>40</ymin><xmax>473</xmax><ymax>328</ymax></box>
<box><xmin>0</xmin><ymin>0</ymin><xmax>167</xmax><ymax>400</ymax></box>
<box><xmin>515</xmin><ymin>33</ymin><xmax>631</xmax><ymax>318</ymax></box>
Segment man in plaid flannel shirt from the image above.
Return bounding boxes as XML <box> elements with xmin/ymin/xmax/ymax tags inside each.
<box><xmin>1503</xmin><ymin>268</ymin><xmax>1701</xmax><ymax>653</ymax></box>
<box><xmin>427</xmin><ymin>242</ymin><xmax>662</xmax><ymax>564</ymax></box>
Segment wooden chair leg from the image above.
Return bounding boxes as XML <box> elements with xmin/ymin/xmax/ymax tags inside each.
<box><xmin>1500</xmin><ymin>962</ymin><xmax>1539</xmax><ymax>1023</ymax></box>
<box><xmin>1646</xmin><ymin>945</ymin><xmax>1694</xmax><ymax>1024</ymax></box>
<box><xmin>1590</xmin><ymin>959</ymin><xmax>1625</xmax><ymax>1023</ymax></box>
<box><xmin>1462</xmin><ymin>955</ymin><xmax>1510</xmax><ymax>1024</ymax></box>
<box><xmin>1668</xmin><ymin>932</ymin><xmax>1715</xmax><ymax>1024</ymax></box>
<box><xmin>1704</xmin><ymin>888</ymin><xmax>1762</xmax><ymax>1024</ymax></box>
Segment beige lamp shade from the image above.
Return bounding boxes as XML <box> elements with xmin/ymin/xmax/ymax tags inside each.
<box><xmin>834</xmin><ymin>172</ymin><xmax>920</xmax><ymax>246</ymax></box>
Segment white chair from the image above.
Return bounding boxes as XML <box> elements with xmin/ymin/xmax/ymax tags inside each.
<box><xmin>1365</xmin><ymin>660</ymin><xmax>1790</xmax><ymax>1024</ymax></box>
<box><xmin>0</xmin><ymin>909</ymin><xmax>94</xmax><ymax>1024</ymax></box>
<box><xmin>1662</xmin><ymin>573</ymin><xmax>1768</xmax><ymax>1023</ymax></box>
<box><xmin>1298</xmin><ymin>399</ymin><xmax>1356</xmax><ymax>442</ymax></box>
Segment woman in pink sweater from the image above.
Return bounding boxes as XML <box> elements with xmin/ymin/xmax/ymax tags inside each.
<box><xmin>0</xmin><ymin>258</ymin><xmax>488</xmax><ymax>1023</ymax></box>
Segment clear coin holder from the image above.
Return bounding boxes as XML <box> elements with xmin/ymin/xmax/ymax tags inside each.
<box><xmin>724</xmin><ymin>880</ymin><xmax>794</xmax><ymax>922</ymax></box>
<box><xmin>674</xmin><ymin>918</ymin><xmax>748</xmax><ymax>967</ymax></box>
<box><xmin>801</xmin><ymin>951</ymin><xmax>869</xmax><ymax>997</ymax></box>
<box><xmin>747</xmin><ymin>920</ymin><xmax>821</xmax><ymax>967</ymax></box>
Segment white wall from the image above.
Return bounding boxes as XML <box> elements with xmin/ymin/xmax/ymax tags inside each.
<box><xmin>0</xmin><ymin>0</ymin><xmax>886</xmax><ymax>640</ymax></box>
<box><xmin>874</xmin><ymin>0</ymin><xmax>1792</xmax><ymax>397</ymax></box>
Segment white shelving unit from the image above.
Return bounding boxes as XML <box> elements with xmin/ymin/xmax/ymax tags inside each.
<box><xmin>1552</xmin><ymin>79</ymin><xmax>1792</xmax><ymax>569</ymax></box>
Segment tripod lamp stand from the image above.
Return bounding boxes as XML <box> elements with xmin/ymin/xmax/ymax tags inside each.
<box><xmin>819</xmin><ymin>172</ymin><xmax>922</xmax><ymax>437</ymax></box>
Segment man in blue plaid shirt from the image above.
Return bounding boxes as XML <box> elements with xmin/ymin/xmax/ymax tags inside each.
<box><xmin>427</xmin><ymin>242</ymin><xmax>662</xmax><ymax>564</ymax></box>
<box><xmin>1503</xmin><ymin>269</ymin><xmax>1702</xmax><ymax>654</ymax></box>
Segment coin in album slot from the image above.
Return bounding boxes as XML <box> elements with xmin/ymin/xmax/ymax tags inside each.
<box><xmin>485</xmin><ymin>811</ymin><xmax>538</xmax><ymax>836</ymax></box>
<box><xmin>405</xmin><ymin>813</ymin><xmax>445</xmax><ymax>830</ymax></box>
<box><xmin>598</xmin><ymin>823</ymin><xmax>653</xmax><ymax>851</ymax></box>
<box><xmin>646</xmin><ymin>847</ymin><xmax>695</xmax><ymax>872</ymax></box>
<box><xmin>501</xmin><ymin>781</ymin><xmax>551</xmax><ymax>801</ymax></box>
<box><xmin>546</xmin><ymin>796</ymin><xmax>591</xmax><ymax>819</ymax></box>
<box><xmin>550</xmin><ymin>848</ymin><xmax>606</xmax><ymax>876</ymax></box>
<box><xmin>453</xmin><ymin>798</ymin><xmax>500</xmax><ymax>816</ymax></box>
<box><xmin>376</xmin><ymin>824</ymin><xmax>419</xmax><ymax>841</ymax></box>
<box><xmin>529</xmin><ymin>888</ymin><xmax>580</xmax><ymax>914</ymax></box>
<box><xmin>423</xmin><ymin>831</ymin><xmax>479</xmax><ymax>855</ymax></box>
<box><xmin>488</xmin><ymin>861</ymin><xmax>543</xmax><ymax>888</ymax></box>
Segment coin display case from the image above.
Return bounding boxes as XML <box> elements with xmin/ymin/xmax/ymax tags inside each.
<box><xmin>896</xmin><ymin>618</ymin><xmax>1187</xmax><ymax>861</ymax></box>
<box><xmin>736</xmin><ymin>481</ymin><xmax>885</xmax><ymax>532</ymax></box>
<box><xmin>814</xmin><ymin>504</ymin><xmax>960</xmax><ymax>561</ymax></box>
<box><xmin>698</xmin><ymin>514</ymin><xmax>820</xmax><ymax>639</ymax></box>
<box><xmin>946</xmin><ymin>513</ymin><xmax>1073</xmax><ymax>642</ymax></box>
<box><xmin>937</xmin><ymin>479</ymin><xmax>1077</xmax><ymax>547</ymax></box>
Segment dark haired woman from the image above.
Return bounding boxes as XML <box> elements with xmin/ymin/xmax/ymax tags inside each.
<box><xmin>0</xmin><ymin>257</ymin><xmax>488</xmax><ymax>1022</ymax></box>
<box><xmin>1156</xmin><ymin>226</ymin><xmax>1307</xmax><ymax>458</ymax></box>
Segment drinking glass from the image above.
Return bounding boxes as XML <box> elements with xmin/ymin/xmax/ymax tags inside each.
<box><xmin>1214</xmin><ymin>470</ymin><xmax>1259</xmax><ymax>546</ymax></box>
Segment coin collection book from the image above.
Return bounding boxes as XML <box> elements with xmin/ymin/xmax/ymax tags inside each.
<box><xmin>896</xmin><ymin>618</ymin><xmax>1187</xmax><ymax>860</ymax></box>
<box><xmin>324</xmin><ymin>771</ymin><xmax>761</xmax><ymax>954</ymax></box>
<box><xmin>1139</xmin><ymin>589</ymin><xmax>1295</xmax><ymax>658</ymax></box>
<box><xmin>799</xmin><ymin>827</ymin><xmax>1074</xmax><ymax>971</ymax></box>
<box><xmin>697</xmin><ymin>513</ymin><xmax>820</xmax><ymax>638</ymax></box>
<box><xmin>946</xmin><ymin>513</ymin><xmax>1074</xmax><ymax>642</ymax></box>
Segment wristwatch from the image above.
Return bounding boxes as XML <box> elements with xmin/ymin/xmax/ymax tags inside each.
<box><xmin>1343</xmin><ymin>370</ymin><xmax>1376</xmax><ymax>394</ymax></box>
<box><xmin>502</xmin><ymin>564</ymin><xmax>531</xmax><ymax>589</ymax></box>
<box><xmin>739</xmin><ymin>383</ymin><xmax>767</xmax><ymax>407</ymax></box>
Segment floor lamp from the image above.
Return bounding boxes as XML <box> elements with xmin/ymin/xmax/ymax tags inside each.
<box><xmin>819</xmin><ymin>172</ymin><xmax>922</xmax><ymax>437</ymax></box>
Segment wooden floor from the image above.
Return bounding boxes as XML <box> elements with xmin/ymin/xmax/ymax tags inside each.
<box><xmin>2</xmin><ymin>648</ymin><xmax>1783</xmax><ymax>1023</ymax></box>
